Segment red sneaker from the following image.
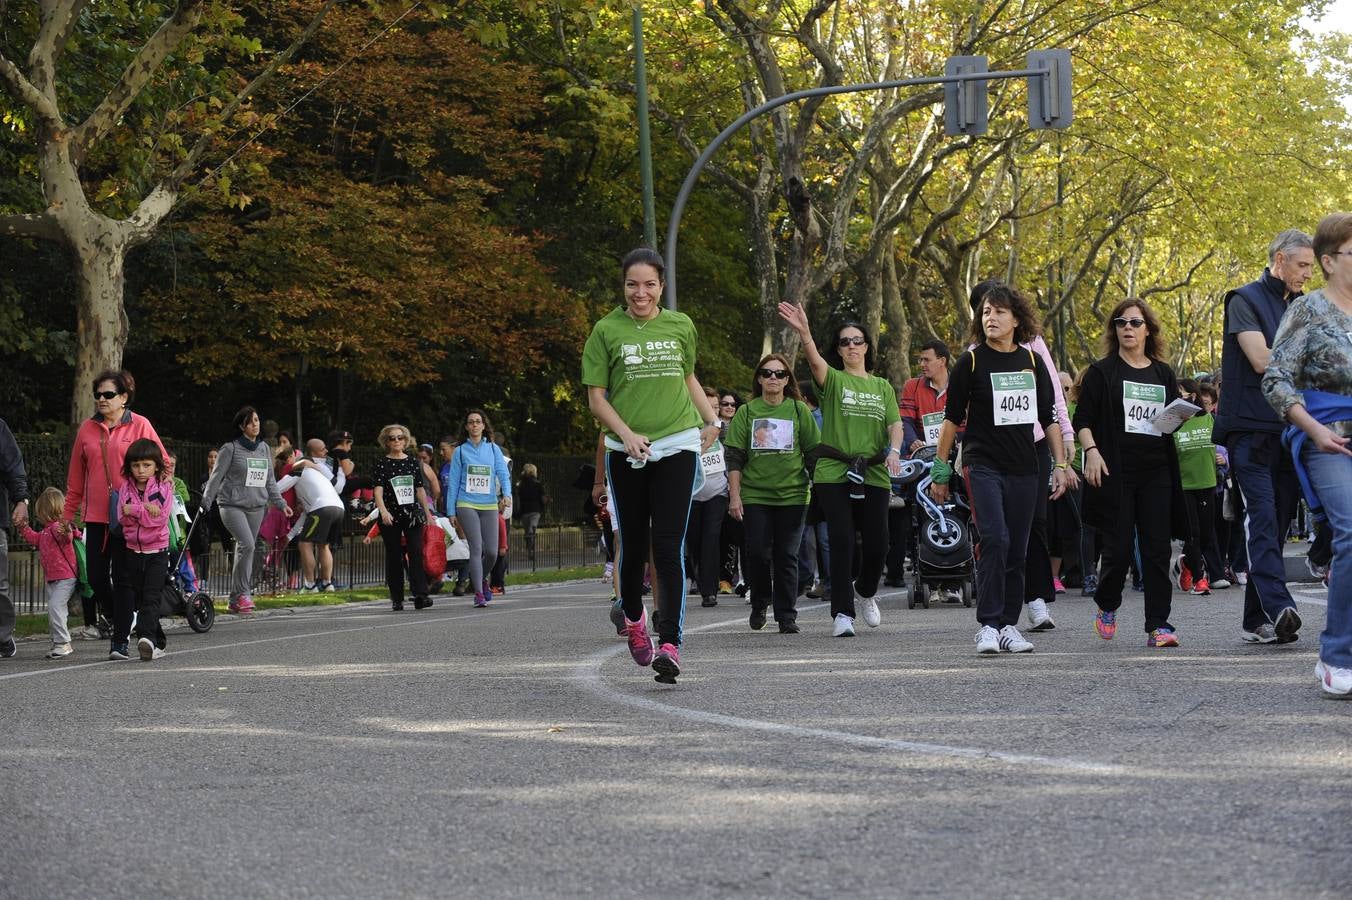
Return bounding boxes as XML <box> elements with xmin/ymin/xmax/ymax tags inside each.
<box><xmin>625</xmin><ymin>610</ymin><xmax>655</xmax><ymax>666</ymax></box>
<box><xmin>653</xmin><ymin>642</ymin><xmax>681</xmax><ymax>684</ymax></box>
<box><xmin>1178</xmin><ymin>563</ymin><xmax>1193</xmax><ymax>593</ymax></box>
<box><xmin>1191</xmin><ymin>578</ymin><xmax>1210</xmax><ymax>596</ymax></box>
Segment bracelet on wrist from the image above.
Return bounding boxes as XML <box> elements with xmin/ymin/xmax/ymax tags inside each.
<box><xmin>1054</xmin><ymin>462</ymin><xmax>1069</xmax><ymax>470</ymax></box>
<box><xmin>1084</xmin><ymin>446</ymin><xmax>1098</xmax><ymax>454</ymax></box>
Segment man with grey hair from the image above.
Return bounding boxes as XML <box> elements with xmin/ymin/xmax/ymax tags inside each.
<box><xmin>1213</xmin><ymin>228</ymin><xmax>1313</xmax><ymax>645</ymax></box>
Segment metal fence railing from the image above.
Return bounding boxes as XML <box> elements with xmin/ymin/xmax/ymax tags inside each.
<box><xmin>3</xmin><ymin>517</ymin><xmax>607</xmax><ymax>616</ymax></box>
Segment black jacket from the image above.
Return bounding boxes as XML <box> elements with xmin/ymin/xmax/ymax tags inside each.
<box><xmin>1072</xmin><ymin>356</ymin><xmax>1187</xmax><ymax>540</ymax></box>
<box><xmin>0</xmin><ymin>418</ymin><xmax>29</xmax><ymax>522</ymax></box>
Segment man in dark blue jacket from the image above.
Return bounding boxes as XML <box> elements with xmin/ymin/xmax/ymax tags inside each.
<box><xmin>1</xmin><ymin>417</ymin><xmax>31</xmax><ymax>658</ymax></box>
<box><xmin>1214</xmin><ymin>229</ymin><xmax>1313</xmax><ymax>645</ymax></box>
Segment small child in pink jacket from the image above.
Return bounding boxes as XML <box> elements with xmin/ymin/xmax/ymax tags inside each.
<box><xmin>20</xmin><ymin>487</ymin><xmax>81</xmax><ymax>659</ymax></box>
<box><xmin>117</xmin><ymin>439</ymin><xmax>173</xmax><ymax>662</ymax></box>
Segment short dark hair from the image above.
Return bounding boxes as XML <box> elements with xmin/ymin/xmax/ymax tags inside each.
<box><xmin>92</xmin><ymin>369</ymin><xmax>136</xmax><ymax>405</ymax></box>
<box><xmin>621</xmin><ymin>247</ymin><xmax>665</xmax><ymax>283</ymax></box>
<box><xmin>1314</xmin><ymin>213</ymin><xmax>1352</xmax><ymax>277</ymax></box>
<box><xmin>121</xmin><ymin>438</ymin><xmax>164</xmax><ymax>479</ymax></box>
<box><xmin>824</xmin><ymin>321</ymin><xmax>877</xmax><ymax>372</ymax></box>
<box><xmin>233</xmin><ymin>406</ymin><xmax>259</xmax><ymax>432</ymax></box>
<box><xmin>919</xmin><ymin>340</ymin><xmax>950</xmax><ymax>362</ymax></box>
<box><xmin>968</xmin><ymin>282</ymin><xmax>1040</xmax><ymax>346</ymax></box>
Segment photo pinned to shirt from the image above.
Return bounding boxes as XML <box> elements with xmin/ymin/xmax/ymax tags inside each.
<box><xmin>751</xmin><ymin>418</ymin><xmax>795</xmax><ymax>451</ymax></box>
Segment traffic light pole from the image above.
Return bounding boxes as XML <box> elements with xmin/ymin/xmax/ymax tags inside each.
<box><xmin>662</xmin><ymin>63</ymin><xmax>1057</xmax><ymax>310</ymax></box>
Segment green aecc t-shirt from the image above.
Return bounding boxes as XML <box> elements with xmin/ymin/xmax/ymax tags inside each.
<box><xmin>725</xmin><ymin>396</ymin><xmax>821</xmax><ymax>506</ymax></box>
<box><xmin>1173</xmin><ymin>411</ymin><xmax>1218</xmax><ymax>490</ymax></box>
<box><xmin>815</xmin><ymin>366</ymin><xmax>901</xmax><ymax>489</ymax></box>
<box><xmin>581</xmin><ymin>307</ymin><xmax>702</xmax><ymax>442</ymax></box>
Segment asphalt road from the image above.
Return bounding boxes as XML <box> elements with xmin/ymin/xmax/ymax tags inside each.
<box><xmin>2</xmin><ymin>577</ymin><xmax>1348</xmax><ymax>899</ymax></box>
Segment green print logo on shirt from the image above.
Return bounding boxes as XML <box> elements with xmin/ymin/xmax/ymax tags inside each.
<box><xmin>840</xmin><ymin>387</ymin><xmax>886</xmax><ymax>418</ymax></box>
<box><xmin>1122</xmin><ymin>381</ymin><xmax>1165</xmax><ymax>435</ymax></box>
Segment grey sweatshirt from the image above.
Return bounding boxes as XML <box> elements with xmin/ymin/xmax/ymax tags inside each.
<box><xmin>201</xmin><ymin>438</ymin><xmax>285</xmax><ymax>511</ymax></box>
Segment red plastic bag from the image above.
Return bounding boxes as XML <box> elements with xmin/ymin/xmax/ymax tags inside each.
<box><xmin>423</xmin><ymin>526</ymin><xmax>446</xmax><ymax>581</ymax></box>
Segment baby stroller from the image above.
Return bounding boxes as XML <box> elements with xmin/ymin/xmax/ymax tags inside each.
<box><xmin>161</xmin><ymin>518</ymin><xmax>216</xmax><ymax>633</ymax></box>
<box><xmin>901</xmin><ymin>446</ymin><xmax>975</xmax><ymax>609</ymax></box>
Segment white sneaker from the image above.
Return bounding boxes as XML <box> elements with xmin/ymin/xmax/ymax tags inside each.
<box><xmin>928</xmin><ymin>589</ymin><xmax>945</xmax><ymax>606</ymax></box>
<box><xmin>136</xmin><ymin>638</ymin><xmax>165</xmax><ymax>661</ymax></box>
<box><xmin>833</xmin><ymin>614</ymin><xmax>856</xmax><ymax>637</ymax></box>
<box><xmin>1316</xmin><ymin>660</ymin><xmax>1352</xmax><ymax>696</ymax></box>
<box><xmin>46</xmin><ymin>643</ymin><xmax>73</xmax><ymax>659</ymax></box>
<box><xmin>323</xmin><ymin>582</ymin><xmax>337</xmax><ymax>593</ymax></box>
<box><xmin>1027</xmin><ymin>598</ymin><xmax>1055</xmax><ymax>631</ymax></box>
<box><xmin>858</xmin><ymin>596</ymin><xmax>881</xmax><ymax>628</ymax></box>
<box><xmin>975</xmin><ymin>625</ymin><xmax>999</xmax><ymax>654</ymax></box>
<box><xmin>1210</xmin><ymin>578</ymin><xmax>1231</xmax><ymax>589</ymax></box>
<box><xmin>1236</xmin><ymin>571</ymin><xmax>1249</xmax><ymax>585</ymax></box>
<box><xmin>1241</xmin><ymin>624</ymin><xmax>1277</xmax><ymax>644</ymax></box>
<box><xmin>998</xmin><ymin>625</ymin><xmax>1034</xmax><ymax>653</ymax></box>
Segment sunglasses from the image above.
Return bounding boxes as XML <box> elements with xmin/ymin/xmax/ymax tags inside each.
<box><xmin>837</xmin><ymin>336</ymin><xmax>867</xmax><ymax>347</ymax></box>
<box><xmin>1113</xmin><ymin>317</ymin><xmax>1146</xmax><ymax>329</ymax></box>
<box><xmin>719</xmin><ymin>401</ymin><xmax>737</xmax><ymax>407</ymax></box>
<box><xmin>387</xmin><ymin>434</ymin><xmax>408</xmax><ymax>442</ymax></box>
<box><xmin>93</xmin><ymin>390</ymin><xmax>120</xmax><ymax>400</ymax></box>
<box><xmin>757</xmin><ymin>368</ymin><xmax>790</xmax><ymax>380</ymax></box>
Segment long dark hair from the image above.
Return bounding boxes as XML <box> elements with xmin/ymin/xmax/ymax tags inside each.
<box><xmin>459</xmin><ymin>409</ymin><xmax>496</xmax><ymax>444</ymax></box>
<box><xmin>750</xmin><ymin>353</ymin><xmax>803</xmax><ymax>401</ymax></box>
<box><xmin>1103</xmin><ymin>298</ymin><xmax>1167</xmax><ymax>362</ymax></box>
<box><xmin>824</xmin><ymin>321</ymin><xmax>876</xmax><ymax>372</ymax></box>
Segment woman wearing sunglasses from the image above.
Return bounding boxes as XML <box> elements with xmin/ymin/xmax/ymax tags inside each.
<box><xmin>583</xmin><ymin>248</ymin><xmax>721</xmax><ymax>683</ymax></box>
<box><xmin>62</xmin><ymin>369</ymin><xmax>166</xmax><ymax>651</ymax></box>
<box><xmin>1074</xmin><ymin>299</ymin><xmax>1187</xmax><ymax>648</ymax></box>
<box><xmin>777</xmin><ymin>304</ymin><xmax>904</xmax><ymax>637</ymax></box>
<box><xmin>725</xmin><ymin>353</ymin><xmax>821</xmax><ymax>633</ymax></box>
<box><xmin>372</xmin><ymin>424</ymin><xmax>437</xmax><ymax>611</ymax></box>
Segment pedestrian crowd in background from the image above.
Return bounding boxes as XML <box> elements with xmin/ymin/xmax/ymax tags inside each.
<box><xmin>3</xmin><ymin>222</ymin><xmax>1350</xmax><ymax>702</ymax></box>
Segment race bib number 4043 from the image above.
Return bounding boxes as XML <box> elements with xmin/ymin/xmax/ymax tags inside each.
<box><xmin>1123</xmin><ymin>381</ymin><xmax>1165</xmax><ymax>435</ymax></box>
<box><xmin>991</xmin><ymin>372</ymin><xmax>1036</xmax><ymax>427</ymax></box>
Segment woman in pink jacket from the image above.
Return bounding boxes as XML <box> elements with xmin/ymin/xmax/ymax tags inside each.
<box><xmin>61</xmin><ymin>370</ymin><xmax>164</xmax><ymax>641</ymax></box>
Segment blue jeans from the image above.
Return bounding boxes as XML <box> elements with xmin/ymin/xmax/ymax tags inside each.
<box><xmin>1302</xmin><ymin>445</ymin><xmax>1352</xmax><ymax>668</ymax></box>
<box><xmin>1229</xmin><ymin>432</ymin><xmax>1299</xmax><ymax>631</ymax></box>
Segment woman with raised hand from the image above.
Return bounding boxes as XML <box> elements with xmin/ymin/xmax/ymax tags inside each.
<box><xmin>583</xmin><ymin>248</ymin><xmax>720</xmax><ymax>683</ymax></box>
<box><xmin>1074</xmin><ymin>298</ymin><xmax>1186</xmax><ymax>648</ymax></box>
<box><xmin>725</xmin><ymin>353</ymin><xmax>820</xmax><ymax>634</ymax></box>
<box><xmin>777</xmin><ymin>303</ymin><xmax>904</xmax><ymax>638</ymax></box>
<box><xmin>447</xmin><ymin>410</ymin><xmax>512</xmax><ymax>608</ymax></box>
<box><xmin>932</xmin><ymin>285</ymin><xmax>1068</xmax><ymax>655</ymax></box>
<box><xmin>201</xmin><ymin>406</ymin><xmax>291</xmax><ymax>614</ymax></box>
<box><xmin>1263</xmin><ymin>211</ymin><xmax>1352</xmax><ymax>696</ymax></box>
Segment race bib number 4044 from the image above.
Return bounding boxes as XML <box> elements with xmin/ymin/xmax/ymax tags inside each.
<box><xmin>991</xmin><ymin>372</ymin><xmax>1036</xmax><ymax>427</ymax></box>
<box><xmin>1123</xmin><ymin>381</ymin><xmax>1165</xmax><ymax>435</ymax></box>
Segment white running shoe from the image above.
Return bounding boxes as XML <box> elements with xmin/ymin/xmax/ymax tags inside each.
<box><xmin>136</xmin><ymin>638</ymin><xmax>165</xmax><ymax>661</ymax></box>
<box><xmin>975</xmin><ymin>625</ymin><xmax>999</xmax><ymax>654</ymax></box>
<box><xmin>833</xmin><ymin>614</ymin><xmax>856</xmax><ymax>637</ymax></box>
<box><xmin>1210</xmin><ymin>578</ymin><xmax>1231</xmax><ymax>590</ymax></box>
<box><xmin>1236</xmin><ymin>571</ymin><xmax>1249</xmax><ymax>585</ymax></box>
<box><xmin>1316</xmin><ymin>660</ymin><xmax>1352</xmax><ymax>696</ymax></box>
<box><xmin>998</xmin><ymin>625</ymin><xmax>1034</xmax><ymax>653</ymax></box>
<box><xmin>1027</xmin><ymin>598</ymin><xmax>1055</xmax><ymax>631</ymax></box>
<box><xmin>858</xmin><ymin>596</ymin><xmax>881</xmax><ymax>628</ymax></box>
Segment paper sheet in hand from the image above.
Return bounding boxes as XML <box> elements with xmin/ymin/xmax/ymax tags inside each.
<box><xmin>1148</xmin><ymin>398</ymin><xmax>1202</xmax><ymax>435</ymax></box>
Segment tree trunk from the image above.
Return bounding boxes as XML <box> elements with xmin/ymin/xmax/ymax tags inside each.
<box><xmin>69</xmin><ymin>214</ymin><xmax>131</xmax><ymax>425</ymax></box>
<box><xmin>880</xmin><ymin>245</ymin><xmax>910</xmax><ymax>388</ymax></box>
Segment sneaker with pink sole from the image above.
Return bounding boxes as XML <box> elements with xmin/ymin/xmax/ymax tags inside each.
<box><xmin>653</xmin><ymin>643</ymin><xmax>681</xmax><ymax>683</ymax></box>
<box><xmin>625</xmin><ymin>610</ymin><xmax>655</xmax><ymax>666</ymax></box>
<box><xmin>1052</xmin><ymin>577</ymin><xmax>1066</xmax><ymax>595</ymax></box>
<box><xmin>229</xmin><ymin>596</ymin><xmax>255</xmax><ymax>614</ymax></box>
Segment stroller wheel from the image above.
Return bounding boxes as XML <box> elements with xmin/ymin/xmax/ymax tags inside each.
<box><xmin>187</xmin><ymin>592</ymin><xmax>216</xmax><ymax>633</ymax></box>
<box><xmin>907</xmin><ymin>579</ymin><xmax>917</xmax><ymax>609</ymax></box>
<box><xmin>962</xmin><ymin>580</ymin><xmax>973</xmax><ymax>608</ymax></box>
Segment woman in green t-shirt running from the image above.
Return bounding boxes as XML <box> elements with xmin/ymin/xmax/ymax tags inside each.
<box><xmin>582</xmin><ymin>248</ymin><xmax>721</xmax><ymax>684</ymax></box>
<box><xmin>725</xmin><ymin>352</ymin><xmax>821</xmax><ymax>634</ymax></box>
<box><xmin>778</xmin><ymin>303</ymin><xmax>904</xmax><ymax>638</ymax></box>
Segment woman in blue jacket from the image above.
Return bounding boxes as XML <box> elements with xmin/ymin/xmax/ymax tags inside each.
<box><xmin>447</xmin><ymin>410</ymin><xmax>512</xmax><ymax>607</ymax></box>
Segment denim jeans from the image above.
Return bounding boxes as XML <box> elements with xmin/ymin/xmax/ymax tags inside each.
<box><xmin>1229</xmin><ymin>432</ymin><xmax>1299</xmax><ymax>631</ymax></box>
<box><xmin>1301</xmin><ymin>444</ymin><xmax>1352</xmax><ymax>668</ymax></box>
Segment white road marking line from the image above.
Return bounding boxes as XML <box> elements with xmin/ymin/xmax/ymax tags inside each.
<box><xmin>578</xmin><ymin>614</ymin><xmax>1124</xmax><ymax>774</ymax></box>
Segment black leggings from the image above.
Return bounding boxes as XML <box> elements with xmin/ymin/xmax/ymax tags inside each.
<box><xmin>742</xmin><ymin>503</ymin><xmax>807</xmax><ymax>623</ymax></box>
<box><xmin>83</xmin><ymin>521</ymin><xmax>124</xmax><ymax>628</ymax></box>
<box><xmin>1182</xmin><ymin>488</ymin><xmax>1226</xmax><ymax>583</ymax></box>
<box><xmin>607</xmin><ymin>450</ymin><xmax>697</xmax><ymax>648</ymax></box>
<box><xmin>378</xmin><ymin>520</ymin><xmax>428</xmax><ymax>605</ymax></box>
<box><xmin>686</xmin><ymin>494</ymin><xmax>728</xmax><ymax>599</ymax></box>
<box><xmin>1023</xmin><ymin>440</ymin><xmax>1055</xmax><ymax>604</ymax></box>
<box><xmin>1096</xmin><ymin>466</ymin><xmax>1174</xmax><ymax>632</ymax></box>
<box><xmin>814</xmin><ymin>481</ymin><xmax>889</xmax><ymax>619</ymax></box>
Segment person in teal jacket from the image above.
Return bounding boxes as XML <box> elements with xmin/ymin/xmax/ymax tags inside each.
<box><xmin>447</xmin><ymin>410</ymin><xmax>512</xmax><ymax>607</ymax></box>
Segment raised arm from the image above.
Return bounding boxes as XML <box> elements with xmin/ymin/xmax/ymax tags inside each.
<box><xmin>777</xmin><ymin>302</ymin><xmax>829</xmax><ymax>387</ymax></box>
